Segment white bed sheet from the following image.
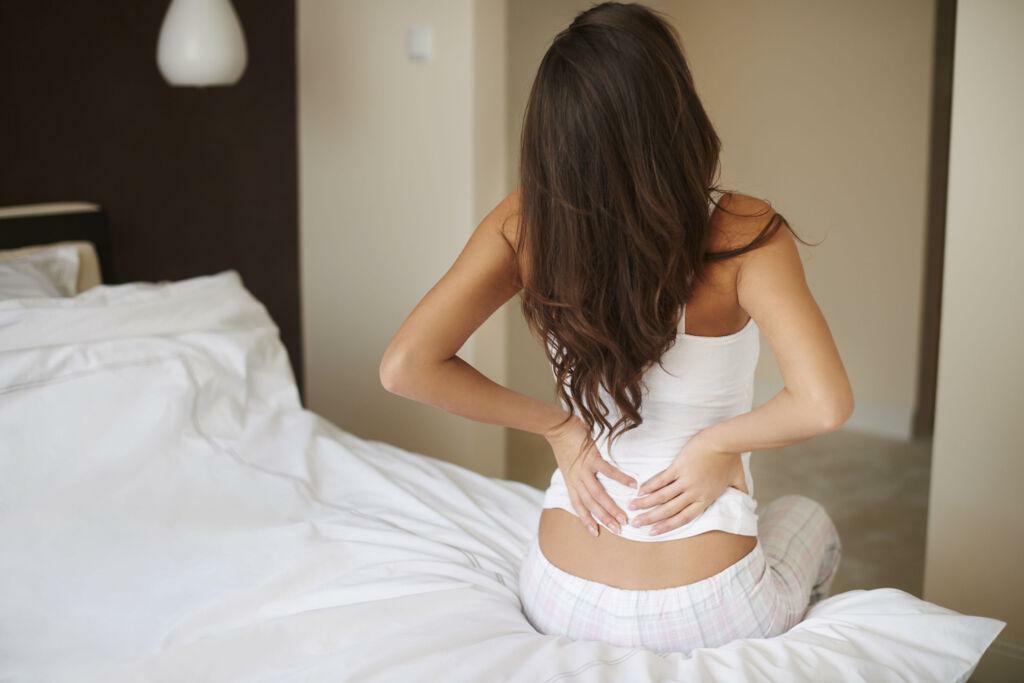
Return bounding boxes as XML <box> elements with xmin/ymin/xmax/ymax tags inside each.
<box><xmin>0</xmin><ymin>272</ymin><xmax>1004</xmax><ymax>682</ymax></box>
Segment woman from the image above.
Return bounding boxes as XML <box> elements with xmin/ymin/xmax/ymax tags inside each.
<box><xmin>379</xmin><ymin>1</ymin><xmax>851</xmax><ymax>653</ymax></box>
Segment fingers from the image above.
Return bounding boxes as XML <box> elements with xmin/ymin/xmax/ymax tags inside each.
<box><xmin>649</xmin><ymin>501</ymin><xmax>707</xmax><ymax>536</ymax></box>
<box><xmin>637</xmin><ymin>467</ymin><xmax>676</xmax><ymax>496</ymax></box>
<box><xmin>629</xmin><ymin>478</ymin><xmax>684</xmax><ymax>511</ymax></box>
<box><xmin>626</xmin><ymin>481</ymin><xmax>684</xmax><ymax>518</ymax></box>
<box><xmin>580</xmin><ymin>474</ymin><xmax>627</xmax><ymax>531</ymax></box>
<box><xmin>567</xmin><ymin>487</ymin><xmax>600</xmax><ymax>537</ymax></box>
<box><xmin>576</xmin><ymin>478</ymin><xmax>622</xmax><ymax>534</ymax></box>
<box><xmin>593</xmin><ymin>458</ymin><xmax>637</xmax><ymax>488</ymax></box>
<box><xmin>631</xmin><ymin>491</ymin><xmax>694</xmax><ymax>527</ymax></box>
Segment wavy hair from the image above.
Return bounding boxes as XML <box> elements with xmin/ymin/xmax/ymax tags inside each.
<box><xmin>515</xmin><ymin>2</ymin><xmax>807</xmax><ymax>459</ymax></box>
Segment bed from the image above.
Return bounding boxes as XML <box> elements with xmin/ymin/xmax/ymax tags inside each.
<box><xmin>0</xmin><ymin>207</ymin><xmax>1005</xmax><ymax>682</ymax></box>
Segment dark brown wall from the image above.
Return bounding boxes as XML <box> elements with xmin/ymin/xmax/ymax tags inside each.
<box><xmin>0</xmin><ymin>0</ymin><xmax>303</xmax><ymax>392</ymax></box>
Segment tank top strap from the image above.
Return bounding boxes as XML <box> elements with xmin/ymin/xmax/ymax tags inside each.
<box><xmin>681</xmin><ymin>194</ymin><xmax>718</xmax><ymax>337</ymax></box>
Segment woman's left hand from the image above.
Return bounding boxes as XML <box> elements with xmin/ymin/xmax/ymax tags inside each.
<box><xmin>627</xmin><ymin>430</ymin><xmax>747</xmax><ymax>536</ymax></box>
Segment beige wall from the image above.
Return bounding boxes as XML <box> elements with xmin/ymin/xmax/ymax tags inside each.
<box><xmin>298</xmin><ymin>0</ymin><xmax>508</xmax><ymax>477</ymax></box>
<box><xmin>504</xmin><ymin>0</ymin><xmax>591</xmax><ymax>489</ymax></box>
<box><xmin>924</xmin><ymin>0</ymin><xmax>1024</xmax><ymax>669</ymax></box>
<box><xmin>669</xmin><ymin>0</ymin><xmax>936</xmax><ymax>441</ymax></box>
<box><xmin>469</xmin><ymin>0</ymin><xmax>510</xmax><ymax>477</ymax></box>
<box><xmin>506</xmin><ymin>0</ymin><xmax>937</xmax><ymax>482</ymax></box>
<box><xmin>298</xmin><ymin>0</ymin><xmax>937</xmax><ymax>480</ymax></box>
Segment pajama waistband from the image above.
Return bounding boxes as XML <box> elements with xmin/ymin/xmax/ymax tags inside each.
<box><xmin>522</xmin><ymin>533</ymin><xmax>769</xmax><ymax>618</ymax></box>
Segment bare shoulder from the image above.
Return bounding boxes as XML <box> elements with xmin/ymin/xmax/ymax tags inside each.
<box><xmin>494</xmin><ymin>187</ymin><xmax>522</xmax><ymax>248</ymax></box>
<box><xmin>708</xmin><ymin>191</ymin><xmax>787</xmax><ymax>254</ymax></box>
<box><xmin>717</xmin><ymin>193</ymin><xmax>806</xmax><ymax>304</ymax></box>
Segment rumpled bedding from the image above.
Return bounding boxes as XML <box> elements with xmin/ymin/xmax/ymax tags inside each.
<box><xmin>0</xmin><ymin>271</ymin><xmax>1004</xmax><ymax>682</ymax></box>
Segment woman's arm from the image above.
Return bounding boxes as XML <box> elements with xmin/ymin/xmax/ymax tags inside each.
<box><xmin>631</xmin><ymin>210</ymin><xmax>854</xmax><ymax>533</ymax></box>
<box><xmin>696</xmin><ymin>216</ymin><xmax>854</xmax><ymax>455</ymax></box>
<box><xmin>378</xmin><ymin>191</ymin><xmax>567</xmax><ymax>437</ymax></box>
<box><xmin>380</xmin><ymin>191</ymin><xmax>637</xmax><ymax>536</ymax></box>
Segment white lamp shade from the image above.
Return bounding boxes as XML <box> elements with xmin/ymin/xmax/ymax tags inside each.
<box><xmin>157</xmin><ymin>0</ymin><xmax>248</xmax><ymax>87</ymax></box>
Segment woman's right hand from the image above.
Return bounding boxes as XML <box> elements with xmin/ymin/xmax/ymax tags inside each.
<box><xmin>544</xmin><ymin>415</ymin><xmax>636</xmax><ymax>536</ymax></box>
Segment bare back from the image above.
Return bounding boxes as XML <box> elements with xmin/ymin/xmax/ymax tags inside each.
<box><xmin>506</xmin><ymin>191</ymin><xmax>773</xmax><ymax>589</ymax></box>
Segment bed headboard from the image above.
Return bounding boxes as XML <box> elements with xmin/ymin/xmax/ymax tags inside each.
<box><xmin>0</xmin><ymin>202</ymin><xmax>114</xmax><ymax>283</ymax></box>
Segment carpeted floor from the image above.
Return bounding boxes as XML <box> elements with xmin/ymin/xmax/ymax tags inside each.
<box><xmin>749</xmin><ymin>430</ymin><xmax>931</xmax><ymax>597</ymax></box>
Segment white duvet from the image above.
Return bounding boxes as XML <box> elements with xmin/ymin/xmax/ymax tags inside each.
<box><xmin>0</xmin><ymin>272</ymin><xmax>1004</xmax><ymax>682</ymax></box>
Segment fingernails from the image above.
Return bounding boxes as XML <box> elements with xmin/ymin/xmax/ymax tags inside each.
<box><xmin>631</xmin><ymin>518</ymin><xmax>643</xmax><ymax>527</ymax></box>
<box><xmin>588</xmin><ymin>525</ymin><xmax>598</xmax><ymax>537</ymax></box>
<box><xmin>648</xmin><ymin>528</ymin><xmax>660</xmax><ymax>536</ymax></box>
<box><xmin>617</xmin><ymin>515</ymin><xmax>627</xmax><ymax>525</ymax></box>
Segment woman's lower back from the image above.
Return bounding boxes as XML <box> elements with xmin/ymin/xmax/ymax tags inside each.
<box><xmin>521</xmin><ymin>496</ymin><xmax>843</xmax><ymax>655</ymax></box>
<box><xmin>538</xmin><ymin>508</ymin><xmax>757</xmax><ymax>589</ymax></box>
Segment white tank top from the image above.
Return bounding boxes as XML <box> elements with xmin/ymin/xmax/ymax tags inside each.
<box><xmin>541</xmin><ymin>198</ymin><xmax>760</xmax><ymax>542</ymax></box>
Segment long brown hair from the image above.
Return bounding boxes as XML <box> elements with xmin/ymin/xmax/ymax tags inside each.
<box><xmin>516</xmin><ymin>1</ymin><xmax>807</xmax><ymax>458</ymax></box>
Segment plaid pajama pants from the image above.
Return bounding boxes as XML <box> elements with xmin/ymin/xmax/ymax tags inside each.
<box><xmin>517</xmin><ymin>494</ymin><xmax>841</xmax><ymax>654</ymax></box>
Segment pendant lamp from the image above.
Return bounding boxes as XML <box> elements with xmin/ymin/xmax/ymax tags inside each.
<box><xmin>157</xmin><ymin>0</ymin><xmax>248</xmax><ymax>87</ymax></box>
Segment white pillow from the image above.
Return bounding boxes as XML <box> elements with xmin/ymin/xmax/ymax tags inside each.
<box><xmin>0</xmin><ymin>240</ymin><xmax>102</xmax><ymax>293</ymax></box>
<box><xmin>0</xmin><ymin>244</ymin><xmax>80</xmax><ymax>300</ymax></box>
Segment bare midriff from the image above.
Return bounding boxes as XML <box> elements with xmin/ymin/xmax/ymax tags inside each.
<box><xmin>538</xmin><ymin>509</ymin><xmax>758</xmax><ymax>590</ymax></box>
